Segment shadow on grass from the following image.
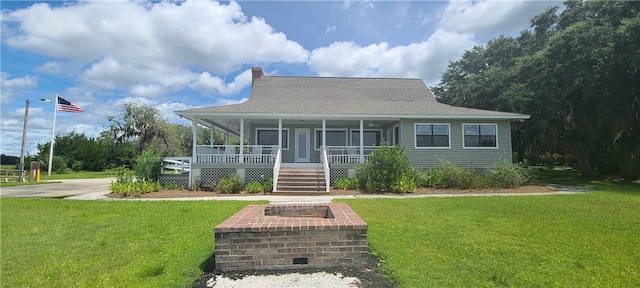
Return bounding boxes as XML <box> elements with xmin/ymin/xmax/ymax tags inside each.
<box><xmin>532</xmin><ymin>168</ymin><xmax>640</xmax><ymax>195</ymax></box>
<box><xmin>199</xmin><ymin>253</ymin><xmax>216</xmax><ymax>273</ymax></box>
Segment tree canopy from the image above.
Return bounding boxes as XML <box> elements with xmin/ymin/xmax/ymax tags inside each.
<box><xmin>432</xmin><ymin>1</ymin><xmax>640</xmax><ymax>179</ymax></box>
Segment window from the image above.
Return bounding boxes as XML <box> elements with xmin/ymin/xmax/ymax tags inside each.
<box><xmin>415</xmin><ymin>124</ymin><xmax>450</xmax><ymax>148</ymax></box>
<box><xmin>394</xmin><ymin>125</ymin><xmax>400</xmax><ymax>145</ymax></box>
<box><xmin>463</xmin><ymin>124</ymin><xmax>497</xmax><ymax>148</ymax></box>
<box><xmin>256</xmin><ymin>129</ymin><xmax>288</xmax><ymax>149</ymax></box>
<box><xmin>315</xmin><ymin>129</ymin><xmax>347</xmax><ymax>149</ymax></box>
<box><xmin>351</xmin><ymin>130</ymin><xmax>382</xmax><ymax>146</ymax></box>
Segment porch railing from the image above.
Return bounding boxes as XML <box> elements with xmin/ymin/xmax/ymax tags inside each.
<box><xmin>324</xmin><ymin>146</ymin><xmax>380</xmax><ymax>164</ymax></box>
<box><xmin>163</xmin><ymin>157</ymin><xmax>191</xmax><ymax>173</ymax></box>
<box><xmin>320</xmin><ymin>147</ymin><xmax>330</xmax><ymax>192</ymax></box>
<box><xmin>195</xmin><ymin>145</ymin><xmax>278</xmax><ymax>164</ymax></box>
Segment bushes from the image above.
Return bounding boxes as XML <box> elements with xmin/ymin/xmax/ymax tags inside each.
<box><xmin>335</xmin><ymin>177</ymin><xmax>360</xmax><ymax>190</ymax></box>
<box><xmin>417</xmin><ymin>159</ymin><xmax>531</xmax><ymax>189</ymax></box>
<box><xmin>263</xmin><ymin>178</ymin><xmax>273</xmax><ymax>193</ymax></box>
<box><xmin>133</xmin><ymin>150</ymin><xmax>163</xmax><ymax>182</ymax></box>
<box><xmin>356</xmin><ymin>143</ymin><xmax>416</xmax><ymax>193</ymax></box>
<box><xmin>245</xmin><ymin>181</ymin><xmax>263</xmax><ymax>194</ymax></box>
<box><xmin>353</xmin><ymin>145</ymin><xmax>531</xmax><ymax>192</ymax></box>
<box><xmin>110</xmin><ymin>180</ymin><xmax>162</xmax><ymax>196</ymax></box>
<box><xmin>218</xmin><ymin>174</ymin><xmax>243</xmax><ymax>194</ymax></box>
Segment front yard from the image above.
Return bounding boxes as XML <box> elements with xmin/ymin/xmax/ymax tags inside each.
<box><xmin>1</xmin><ymin>173</ymin><xmax>638</xmax><ymax>287</ymax></box>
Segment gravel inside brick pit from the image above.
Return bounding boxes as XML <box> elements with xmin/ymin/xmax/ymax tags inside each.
<box><xmin>193</xmin><ymin>253</ymin><xmax>395</xmax><ymax>288</ymax></box>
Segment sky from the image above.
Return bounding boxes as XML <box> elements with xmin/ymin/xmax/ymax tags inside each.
<box><xmin>0</xmin><ymin>0</ymin><xmax>559</xmax><ymax>157</ymax></box>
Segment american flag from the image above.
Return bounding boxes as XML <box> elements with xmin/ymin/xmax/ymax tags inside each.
<box><xmin>57</xmin><ymin>97</ymin><xmax>84</xmax><ymax>113</ymax></box>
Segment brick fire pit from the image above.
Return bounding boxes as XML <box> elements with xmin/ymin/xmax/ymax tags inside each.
<box><xmin>214</xmin><ymin>203</ymin><xmax>368</xmax><ymax>271</ymax></box>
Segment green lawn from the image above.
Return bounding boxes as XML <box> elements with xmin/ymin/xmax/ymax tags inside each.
<box><xmin>337</xmin><ymin>180</ymin><xmax>640</xmax><ymax>287</ymax></box>
<box><xmin>1</xmin><ymin>199</ymin><xmax>265</xmax><ymax>287</ymax></box>
<box><xmin>2</xmin><ymin>170</ymin><xmax>639</xmax><ymax>287</ymax></box>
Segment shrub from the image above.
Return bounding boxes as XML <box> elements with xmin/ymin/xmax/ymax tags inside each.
<box><xmin>162</xmin><ymin>183</ymin><xmax>186</xmax><ymax>190</ymax></box>
<box><xmin>485</xmin><ymin>160</ymin><xmax>531</xmax><ymax>188</ymax></box>
<box><xmin>71</xmin><ymin>160</ymin><xmax>83</xmax><ymax>172</ymax></box>
<box><xmin>357</xmin><ymin>143</ymin><xmax>411</xmax><ymax>193</ymax></box>
<box><xmin>263</xmin><ymin>178</ymin><xmax>273</xmax><ymax>193</ymax></box>
<box><xmin>51</xmin><ymin>156</ymin><xmax>68</xmax><ymax>174</ymax></box>
<box><xmin>334</xmin><ymin>177</ymin><xmax>360</xmax><ymax>190</ymax></box>
<box><xmin>219</xmin><ymin>174</ymin><xmax>243</xmax><ymax>194</ymax></box>
<box><xmin>133</xmin><ymin>150</ymin><xmax>163</xmax><ymax>182</ymax></box>
<box><xmin>110</xmin><ymin>180</ymin><xmax>162</xmax><ymax>196</ymax></box>
<box><xmin>391</xmin><ymin>174</ymin><xmax>417</xmax><ymax>193</ymax></box>
<box><xmin>115</xmin><ymin>166</ymin><xmax>133</xmax><ymax>183</ymax></box>
<box><xmin>412</xmin><ymin>168</ymin><xmax>444</xmax><ymax>188</ymax></box>
<box><xmin>245</xmin><ymin>181</ymin><xmax>263</xmax><ymax>194</ymax></box>
<box><xmin>429</xmin><ymin>159</ymin><xmax>486</xmax><ymax>189</ymax></box>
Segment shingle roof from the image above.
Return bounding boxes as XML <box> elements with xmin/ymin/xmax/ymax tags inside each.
<box><xmin>176</xmin><ymin>76</ymin><xmax>529</xmax><ymax>119</ymax></box>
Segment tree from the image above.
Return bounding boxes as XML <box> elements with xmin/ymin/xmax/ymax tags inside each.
<box><xmin>433</xmin><ymin>1</ymin><xmax>640</xmax><ymax>179</ymax></box>
<box><xmin>37</xmin><ymin>131</ymin><xmax>107</xmax><ymax>171</ymax></box>
<box><xmin>106</xmin><ymin>103</ymin><xmax>168</xmax><ymax>153</ymax></box>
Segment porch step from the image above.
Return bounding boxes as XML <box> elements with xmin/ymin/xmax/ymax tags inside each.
<box><xmin>275</xmin><ymin>167</ymin><xmax>328</xmax><ymax>195</ymax></box>
<box><xmin>272</xmin><ymin>191</ymin><xmax>331</xmax><ymax>196</ymax></box>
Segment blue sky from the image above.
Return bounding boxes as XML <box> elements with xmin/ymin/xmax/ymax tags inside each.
<box><xmin>0</xmin><ymin>0</ymin><xmax>558</xmax><ymax>157</ymax></box>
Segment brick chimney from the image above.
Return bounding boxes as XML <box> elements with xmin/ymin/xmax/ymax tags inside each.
<box><xmin>251</xmin><ymin>66</ymin><xmax>263</xmax><ymax>88</ymax></box>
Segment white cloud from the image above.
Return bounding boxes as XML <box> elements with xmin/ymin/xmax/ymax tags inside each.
<box><xmin>215</xmin><ymin>97</ymin><xmax>249</xmax><ymax>106</ymax></box>
<box><xmin>439</xmin><ymin>0</ymin><xmax>558</xmax><ymax>35</ymax></box>
<box><xmin>1</xmin><ymin>72</ymin><xmax>37</xmax><ymax>89</ymax></box>
<box><xmin>325</xmin><ymin>26</ymin><xmax>337</xmax><ymax>34</ymax></box>
<box><xmin>35</xmin><ymin>62</ymin><xmax>64</xmax><ymax>74</ymax></box>
<box><xmin>307</xmin><ymin>29</ymin><xmax>476</xmax><ymax>85</ymax></box>
<box><xmin>341</xmin><ymin>0</ymin><xmax>354</xmax><ymax>10</ymax></box>
<box><xmin>190</xmin><ymin>69</ymin><xmax>252</xmax><ymax>96</ymax></box>
<box><xmin>0</xmin><ymin>72</ymin><xmax>38</xmax><ymax>105</ymax></box>
<box><xmin>2</xmin><ymin>0</ymin><xmax>308</xmax><ymax>97</ymax></box>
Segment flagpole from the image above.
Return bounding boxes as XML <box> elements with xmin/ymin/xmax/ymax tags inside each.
<box><xmin>47</xmin><ymin>93</ymin><xmax>58</xmax><ymax>176</ymax></box>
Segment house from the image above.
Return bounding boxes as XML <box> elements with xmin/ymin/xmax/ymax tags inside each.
<box><xmin>173</xmin><ymin>67</ymin><xmax>529</xmax><ymax>194</ymax></box>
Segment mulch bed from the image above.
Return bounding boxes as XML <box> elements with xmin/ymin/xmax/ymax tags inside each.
<box><xmin>106</xmin><ymin>184</ymin><xmax>557</xmax><ymax>199</ymax></box>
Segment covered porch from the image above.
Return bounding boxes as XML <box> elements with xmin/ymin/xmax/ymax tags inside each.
<box><xmin>185</xmin><ymin>116</ymin><xmax>400</xmax><ymax>191</ymax></box>
<box><xmin>190</xmin><ymin>117</ymin><xmax>401</xmax><ymax>166</ymax></box>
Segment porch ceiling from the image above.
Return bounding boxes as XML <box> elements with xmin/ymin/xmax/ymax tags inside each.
<box><xmin>196</xmin><ymin>117</ymin><xmax>398</xmax><ymax>140</ymax></box>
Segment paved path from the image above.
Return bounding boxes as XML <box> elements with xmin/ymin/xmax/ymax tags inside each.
<box><xmin>0</xmin><ymin>178</ymin><xmax>114</xmax><ymax>198</ymax></box>
<box><xmin>1</xmin><ymin>178</ymin><xmax>592</xmax><ymax>201</ymax></box>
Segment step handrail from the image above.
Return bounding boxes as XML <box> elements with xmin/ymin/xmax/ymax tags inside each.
<box><xmin>272</xmin><ymin>148</ymin><xmax>282</xmax><ymax>192</ymax></box>
<box><xmin>321</xmin><ymin>147</ymin><xmax>330</xmax><ymax>192</ymax></box>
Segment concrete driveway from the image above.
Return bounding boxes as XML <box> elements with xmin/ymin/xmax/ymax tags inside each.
<box><xmin>0</xmin><ymin>178</ymin><xmax>114</xmax><ymax>198</ymax></box>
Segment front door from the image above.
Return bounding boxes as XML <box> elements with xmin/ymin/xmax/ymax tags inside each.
<box><xmin>295</xmin><ymin>128</ymin><xmax>310</xmax><ymax>163</ymax></box>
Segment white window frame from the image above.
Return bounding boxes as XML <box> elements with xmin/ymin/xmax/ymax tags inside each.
<box><xmin>414</xmin><ymin>123</ymin><xmax>451</xmax><ymax>149</ymax></box>
<box><xmin>462</xmin><ymin>123</ymin><xmax>499</xmax><ymax>149</ymax></box>
<box><xmin>314</xmin><ymin>128</ymin><xmax>348</xmax><ymax>150</ymax></box>
<box><xmin>392</xmin><ymin>124</ymin><xmax>400</xmax><ymax>146</ymax></box>
<box><xmin>349</xmin><ymin>128</ymin><xmax>383</xmax><ymax>146</ymax></box>
<box><xmin>255</xmin><ymin>128</ymin><xmax>289</xmax><ymax>150</ymax></box>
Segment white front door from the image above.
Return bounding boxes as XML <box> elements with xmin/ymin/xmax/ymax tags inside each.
<box><xmin>295</xmin><ymin>128</ymin><xmax>310</xmax><ymax>163</ymax></box>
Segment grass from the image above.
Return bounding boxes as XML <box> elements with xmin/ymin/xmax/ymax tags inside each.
<box><xmin>1</xmin><ymin>199</ymin><xmax>266</xmax><ymax>287</ymax></box>
<box><xmin>2</xmin><ymin>169</ymin><xmax>639</xmax><ymax>287</ymax></box>
<box><xmin>336</xmin><ymin>177</ymin><xmax>640</xmax><ymax>287</ymax></box>
<box><xmin>0</xmin><ymin>169</ymin><xmax>124</xmax><ymax>187</ymax></box>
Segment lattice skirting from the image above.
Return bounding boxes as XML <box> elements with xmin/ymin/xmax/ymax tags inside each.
<box><xmin>201</xmin><ymin>168</ymin><xmax>237</xmax><ymax>188</ymax></box>
<box><xmin>245</xmin><ymin>168</ymin><xmax>274</xmax><ymax>183</ymax></box>
<box><xmin>159</xmin><ymin>174</ymin><xmax>189</xmax><ymax>189</ymax></box>
<box><xmin>329</xmin><ymin>168</ymin><xmax>349</xmax><ymax>186</ymax></box>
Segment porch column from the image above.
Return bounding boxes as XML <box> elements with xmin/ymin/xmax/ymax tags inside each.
<box><xmin>225</xmin><ymin>131</ymin><xmax>229</xmax><ymax>145</ymax></box>
<box><xmin>192</xmin><ymin>118</ymin><xmax>197</xmax><ymax>161</ymax></box>
<box><xmin>239</xmin><ymin>118</ymin><xmax>244</xmax><ymax>163</ymax></box>
<box><xmin>322</xmin><ymin>119</ymin><xmax>326</xmax><ymax>149</ymax></box>
<box><xmin>359</xmin><ymin>119</ymin><xmax>364</xmax><ymax>163</ymax></box>
<box><xmin>209</xmin><ymin>124</ymin><xmax>214</xmax><ymax>145</ymax></box>
<box><xmin>278</xmin><ymin>119</ymin><xmax>282</xmax><ymax>150</ymax></box>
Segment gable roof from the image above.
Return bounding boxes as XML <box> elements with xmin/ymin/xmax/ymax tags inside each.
<box><xmin>176</xmin><ymin>75</ymin><xmax>529</xmax><ymax>120</ymax></box>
